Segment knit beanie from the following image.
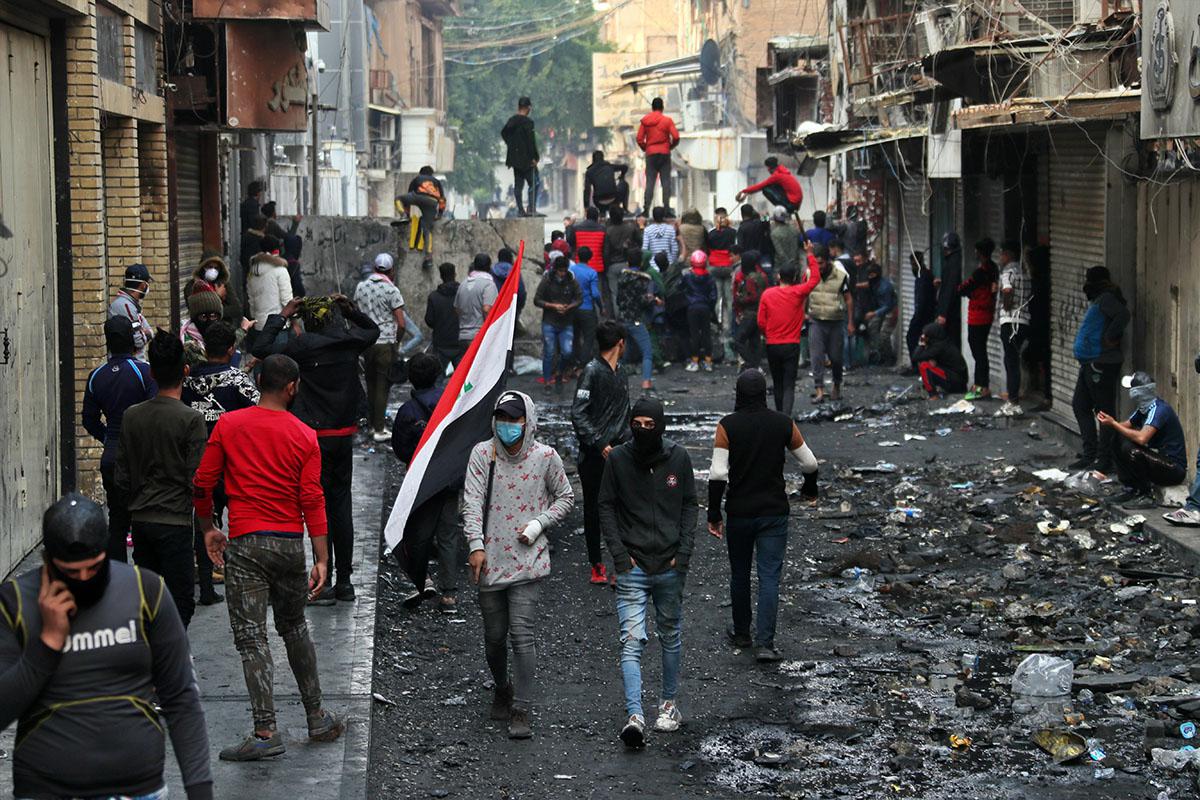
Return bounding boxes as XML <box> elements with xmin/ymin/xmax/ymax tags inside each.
<box><xmin>187</xmin><ymin>285</ymin><xmax>223</xmax><ymax>318</ymax></box>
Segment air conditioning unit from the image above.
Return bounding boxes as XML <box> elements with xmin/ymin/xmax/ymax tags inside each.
<box><xmin>682</xmin><ymin>98</ymin><xmax>721</xmax><ymax>130</ymax></box>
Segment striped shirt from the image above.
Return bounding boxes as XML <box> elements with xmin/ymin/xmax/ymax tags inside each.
<box><xmin>643</xmin><ymin>223</ymin><xmax>679</xmax><ymax>265</ymax></box>
<box><xmin>997</xmin><ymin>263</ymin><xmax>1032</xmax><ymax>326</ymax></box>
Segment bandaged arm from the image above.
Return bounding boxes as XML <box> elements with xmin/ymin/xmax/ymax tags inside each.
<box><xmin>707</xmin><ymin>424</ymin><xmax>730</xmax><ymax>522</ymax></box>
<box><xmin>789</xmin><ymin>424</ymin><xmax>819</xmax><ymax>498</ymax></box>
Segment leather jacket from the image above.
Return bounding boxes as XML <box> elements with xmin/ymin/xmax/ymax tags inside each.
<box><xmin>570</xmin><ymin>357</ymin><xmax>630</xmax><ymax>452</ymax></box>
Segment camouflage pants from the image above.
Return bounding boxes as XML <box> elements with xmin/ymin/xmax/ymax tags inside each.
<box><xmin>225</xmin><ymin>534</ymin><xmax>323</xmax><ymax>731</ymax></box>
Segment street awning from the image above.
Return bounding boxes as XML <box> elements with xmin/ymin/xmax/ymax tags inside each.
<box><xmin>794</xmin><ymin>125</ymin><xmax>927</xmax><ymax>158</ymax></box>
<box><xmin>767</xmin><ymin>64</ymin><xmax>818</xmax><ymax>86</ymax></box>
<box><xmin>953</xmin><ymin>89</ymin><xmax>1140</xmax><ymax>129</ymax></box>
<box><xmin>613</xmin><ymin>54</ymin><xmax>701</xmax><ymax>90</ymax></box>
<box><xmin>368</xmin><ymin>103</ymin><xmax>403</xmax><ymax>116</ymax></box>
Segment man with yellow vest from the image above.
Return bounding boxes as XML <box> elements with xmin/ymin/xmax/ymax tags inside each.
<box><xmin>806</xmin><ymin>246</ymin><xmax>855</xmax><ymax>403</ymax></box>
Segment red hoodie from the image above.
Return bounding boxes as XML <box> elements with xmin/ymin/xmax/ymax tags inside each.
<box><xmin>744</xmin><ymin>166</ymin><xmax>803</xmax><ymax>206</ymax></box>
<box><xmin>637</xmin><ymin>111</ymin><xmax>681</xmax><ymax>155</ymax></box>
<box><xmin>756</xmin><ymin>254</ymin><xmax>822</xmax><ymax>345</ymax></box>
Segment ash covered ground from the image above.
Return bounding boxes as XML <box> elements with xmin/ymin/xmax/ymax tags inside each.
<box><xmin>366</xmin><ymin>362</ymin><xmax>1200</xmax><ymax>800</ymax></box>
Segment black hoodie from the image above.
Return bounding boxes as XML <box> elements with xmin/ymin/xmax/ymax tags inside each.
<box><xmin>501</xmin><ymin>114</ymin><xmax>539</xmax><ymax>169</ymax></box>
<box><xmin>425</xmin><ymin>280</ymin><xmax>460</xmax><ymax>349</ymax></box>
<box><xmin>708</xmin><ymin>370</ymin><xmax>796</xmax><ymax>520</ymax></box>
<box><xmin>912</xmin><ymin>321</ymin><xmax>968</xmax><ymax>390</ymax></box>
<box><xmin>598</xmin><ymin>397</ymin><xmax>698</xmax><ymax>574</ymax></box>
<box><xmin>936</xmin><ymin>232</ymin><xmax>963</xmax><ymax>320</ymax></box>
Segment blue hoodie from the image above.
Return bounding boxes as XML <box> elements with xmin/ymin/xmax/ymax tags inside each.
<box><xmin>392</xmin><ymin>384</ymin><xmax>447</xmax><ymax>467</ymax></box>
<box><xmin>492</xmin><ymin>262</ymin><xmax>527</xmax><ymax>316</ymax></box>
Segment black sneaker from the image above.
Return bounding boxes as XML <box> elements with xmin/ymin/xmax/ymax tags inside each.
<box><xmin>219</xmin><ymin>732</ymin><xmax>285</xmax><ymax>761</ymax></box>
<box><xmin>1123</xmin><ymin>493</ymin><xmax>1159</xmax><ymax>510</ymax></box>
<box><xmin>335</xmin><ymin>583</ymin><xmax>356</xmax><ymax>602</ymax></box>
<box><xmin>726</xmin><ymin>625</ymin><xmax>752</xmax><ymax>648</ymax></box>
<box><xmin>402</xmin><ymin>590</ymin><xmax>423</xmax><ymax>609</ymax></box>
<box><xmin>1110</xmin><ymin>488</ymin><xmax>1141</xmax><ymax>505</ymax></box>
<box><xmin>755</xmin><ymin>646</ymin><xmax>782</xmax><ymax>663</ymax></box>
<box><xmin>308</xmin><ymin>587</ymin><xmax>336</xmax><ymax>607</ymax></box>
<box><xmin>199</xmin><ymin>588</ymin><xmax>224</xmax><ymax>606</ymax></box>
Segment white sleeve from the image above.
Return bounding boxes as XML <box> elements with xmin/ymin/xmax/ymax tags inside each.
<box><xmin>709</xmin><ymin>447</ymin><xmax>730</xmax><ymax>482</ymax></box>
<box><xmin>789</xmin><ymin>442</ymin><xmax>818</xmax><ymax>473</ymax></box>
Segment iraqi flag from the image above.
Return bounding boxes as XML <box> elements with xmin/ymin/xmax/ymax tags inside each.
<box><xmin>383</xmin><ymin>241</ymin><xmax>525</xmax><ymax>566</ymax></box>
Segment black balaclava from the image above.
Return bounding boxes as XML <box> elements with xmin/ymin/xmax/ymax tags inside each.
<box><xmin>734</xmin><ymin>369</ymin><xmax>768</xmax><ymax>411</ymax></box>
<box><xmin>43</xmin><ymin>492</ymin><xmax>111</xmax><ymax>608</ymax></box>
<box><xmin>630</xmin><ymin>396</ymin><xmax>666</xmax><ymax>461</ymax></box>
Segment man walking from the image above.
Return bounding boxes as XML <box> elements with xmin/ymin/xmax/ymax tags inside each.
<box><xmin>571</xmin><ymin>320</ymin><xmax>631</xmax><ymax>585</ymax></box>
<box><xmin>196</xmin><ymin>354</ymin><xmax>345</xmax><ymax>760</ymax></box>
<box><xmin>456</xmin><ymin>254</ymin><xmax>500</xmax><ymax>360</ymax></box>
<box><xmin>636</xmin><ymin>97</ymin><xmax>680</xmax><ymax>213</ymax></box>
<box><xmin>501</xmin><ymin>97</ymin><xmax>540</xmax><ymax>216</ymax></box>
<box><xmin>182</xmin><ymin>321</ymin><xmax>260</xmax><ymax>606</ymax></box>
<box><xmin>737</xmin><ymin>157</ymin><xmax>803</xmax><ymax>215</ymax></box>
<box><xmin>354</xmin><ymin>252</ymin><xmax>407</xmax><ymax>442</ymax></box>
<box><xmin>1070</xmin><ymin>266</ymin><xmax>1130</xmax><ymax>473</ymax></box>
<box><xmin>996</xmin><ymin>240</ymin><xmax>1032</xmax><ymax>414</ymax></box>
<box><xmin>115</xmin><ymin>333</ymin><xmax>207</xmax><ymax>628</ymax></box>
<box><xmin>757</xmin><ymin>245</ymin><xmax>822</xmax><ymax>416</ymax></box>
<box><xmin>861</xmin><ymin>262</ymin><xmax>898</xmax><ymax>365</ymax></box>
<box><xmin>108</xmin><ymin>263</ymin><xmax>154</xmax><ymax>360</ymax></box>
<box><xmin>707</xmin><ymin>370</ymin><xmax>819</xmax><ymax>662</ymax></box>
<box><xmin>534</xmin><ymin>254</ymin><xmax>582</xmax><ymax>390</ymax></box>
<box><xmin>392</xmin><ymin>353</ymin><xmax>463</xmax><ymax>610</ymax></box>
<box><xmin>567</xmin><ymin>208</ymin><xmax>609</xmax><ymax>314</ymax></box>
<box><xmin>568</xmin><ymin>243</ymin><xmax>603</xmax><ymax>370</ymax></box>
<box><xmin>599</xmin><ymin>397</ymin><xmax>697</xmax><ymax>748</ymax></box>
<box><xmin>83</xmin><ymin>316</ymin><xmax>157</xmax><ymax>563</ymax></box>
<box><xmin>253</xmin><ymin>296</ymin><xmax>380</xmax><ymax>602</ymax></box>
<box><xmin>0</xmin><ymin>494</ymin><xmax>212</xmax><ymax>800</ymax></box>
<box><xmin>426</xmin><ymin>261</ymin><xmax>462</xmax><ymax>369</ymax></box>
<box><xmin>731</xmin><ymin>250</ymin><xmax>770</xmax><ymax>370</ymax></box>
<box><xmin>805</xmin><ymin>245</ymin><xmax>855</xmax><ymax>403</ymax></box>
<box><xmin>463</xmin><ymin>392</ymin><xmax>574</xmax><ymax>739</ymax></box>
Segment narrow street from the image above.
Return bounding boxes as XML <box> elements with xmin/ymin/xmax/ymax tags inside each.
<box><xmin>367</xmin><ymin>364</ymin><xmax>1200</xmax><ymax>799</ymax></box>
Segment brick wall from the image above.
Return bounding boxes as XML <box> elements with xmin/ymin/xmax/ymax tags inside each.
<box><xmin>64</xmin><ymin>1</ymin><xmax>173</xmax><ymax>498</ymax></box>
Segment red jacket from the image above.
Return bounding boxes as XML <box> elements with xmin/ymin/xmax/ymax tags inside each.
<box><xmin>637</xmin><ymin>112</ymin><xmax>680</xmax><ymax>155</ymax></box>
<box><xmin>568</xmin><ymin>222</ymin><xmax>607</xmax><ymax>273</ymax></box>
<box><xmin>756</xmin><ymin>254</ymin><xmax>821</xmax><ymax>344</ymax></box>
<box><xmin>193</xmin><ymin>405</ymin><xmax>328</xmax><ymax>538</ymax></box>
<box><xmin>957</xmin><ymin>260</ymin><xmax>998</xmax><ymax>326</ymax></box>
<box><xmin>744</xmin><ymin>166</ymin><xmax>803</xmax><ymax>207</ymax></box>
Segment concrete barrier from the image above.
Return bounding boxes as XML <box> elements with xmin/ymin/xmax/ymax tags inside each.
<box><xmin>294</xmin><ymin>216</ymin><xmax>548</xmax><ymax>335</ymax></box>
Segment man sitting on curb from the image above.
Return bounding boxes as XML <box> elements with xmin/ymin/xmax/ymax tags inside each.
<box><xmin>1097</xmin><ymin>370</ymin><xmax>1187</xmax><ymax>510</ymax></box>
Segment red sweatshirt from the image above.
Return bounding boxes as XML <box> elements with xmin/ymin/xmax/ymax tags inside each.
<box><xmin>743</xmin><ymin>166</ymin><xmax>803</xmax><ymax>206</ymax></box>
<box><xmin>756</xmin><ymin>254</ymin><xmax>822</xmax><ymax>345</ymax></box>
<box><xmin>193</xmin><ymin>405</ymin><xmax>328</xmax><ymax>537</ymax></box>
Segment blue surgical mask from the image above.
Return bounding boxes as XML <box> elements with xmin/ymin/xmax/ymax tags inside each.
<box><xmin>496</xmin><ymin>421</ymin><xmax>524</xmax><ymax>447</ymax></box>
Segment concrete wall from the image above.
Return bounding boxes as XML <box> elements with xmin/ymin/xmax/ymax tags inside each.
<box><xmin>295</xmin><ymin>216</ymin><xmax>547</xmax><ymax>334</ymax></box>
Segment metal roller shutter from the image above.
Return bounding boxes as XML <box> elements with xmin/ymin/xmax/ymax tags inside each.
<box><xmin>968</xmin><ymin>174</ymin><xmax>1006</xmax><ymax>392</ymax></box>
<box><xmin>175</xmin><ymin>131</ymin><xmax>203</xmax><ymax>282</ymax></box>
<box><xmin>896</xmin><ymin>174</ymin><xmax>930</xmax><ymax>353</ymax></box>
<box><xmin>1047</xmin><ymin>128</ymin><xmax>1107</xmax><ymax>430</ymax></box>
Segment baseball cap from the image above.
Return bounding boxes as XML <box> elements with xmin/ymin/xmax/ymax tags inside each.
<box><xmin>124</xmin><ymin>263</ymin><xmax>152</xmax><ymax>283</ymax></box>
<box><xmin>493</xmin><ymin>391</ymin><xmax>526</xmax><ymax>419</ymax></box>
<box><xmin>374</xmin><ymin>253</ymin><xmax>395</xmax><ymax>272</ymax></box>
<box><xmin>1121</xmin><ymin>371</ymin><xmax>1154</xmax><ymax>389</ymax></box>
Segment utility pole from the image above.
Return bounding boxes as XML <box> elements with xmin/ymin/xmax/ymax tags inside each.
<box><xmin>311</xmin><ymin>89</ymin><xmax>320</xmax><ymax>216</ymax></box>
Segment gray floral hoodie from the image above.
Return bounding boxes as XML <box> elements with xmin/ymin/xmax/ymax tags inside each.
<box><xmin>463</xmin><ymin>391</ymin><xmax>574</xmax><ymax>590</ymax></box>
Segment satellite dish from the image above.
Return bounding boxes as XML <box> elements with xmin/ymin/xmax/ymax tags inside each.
<box><xmin>700</xmin><ymin>39</ymin><xmax>721</xmax><ymax>85</ymax></box>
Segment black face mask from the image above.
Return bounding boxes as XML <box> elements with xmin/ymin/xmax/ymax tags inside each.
<box><xmin>631</xmin><ymin>426</ymin><xmax>664</xmax><ymax>458</ymax></box>
<box><xmin>195</xmin><ymin>316</ymin><xmax>218</xmax><ymax>336</ymax></box>
<box><xmin>50</xmin><ymin>557</ymin><xmax>111</xmax><ymax>609</ymax></box>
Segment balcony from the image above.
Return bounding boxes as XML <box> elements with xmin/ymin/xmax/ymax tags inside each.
<box><xmin>191</xmin><ymin>0</ymin><xmax>330</xmax><ymax>31</ymax></box>
<box><xmin>418</xmin><ymin>0</ymin><xmax>460</xmax><ymax>17</ymax></box>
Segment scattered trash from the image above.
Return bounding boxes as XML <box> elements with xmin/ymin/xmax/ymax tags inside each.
<box><xmin>904</xmin><ymin>433</ymin><xmax>927</xmax><ymax>441</ymax></box>
<box><xmin>512</xmin><ymin>355</ymin><xmax>541</xmax><ymax>375</ymax></box>
<box><xmin>752</xmin><ymin>750</ymin><xmax>790</xmax><ymax>767</ymax></box>
<box><xmin>850</xmin><ymin>462</ymin><xmax>898</xmax><ymax>473</ymax></box>
<box><xmin>888</xmin><ymin>507</ymin><xmax>923</xmax><ymax>524</ymax></box>
<box><xmin>878</xmin><ymin>441</ymin><xmax>901</xmax><ymax>447</ymax></box>
<box><xmin>441</xmin><ymin>695</ymin><xmax>467</xmax><ymax>706</ymax></box>
<box><xmin>1070</xmin><ymin>530</ymin><xmax>1096</xmax><ymax>550</ymax></box>
<box><xmin>1033</xmin><ymin>468</ymin><xmax>1071</xmax><ymax>482</ymax></box>
<box><xmin>1094</xmin><ymin>767</ymin><xmax>1115</xmax><ymax>780</ymax></box>
<box><xmin>934</xmin><ymin>427</ymin><xmax>952</xmax><ymax>436</ymax></box>
<box><xmin>950</xmin><ymin>481</ymin><xmax>974</xmax><ymax>490</ymax></box>
<box><xmin>372</xmin><ymin>692</ymin><xmax>396</xmax><ymax>706</ymax></box>
<box><xmin>1031</xmin><ymin>729</ymin><xmax>1087</xmax><ymax>763</ymax></box>
<box><xmin>1012</xmin><ymin>654</ymin><xmax>1074</xmax><ymax>697</ymax></box>
<box><xmin>842</xmin><ymin>567</ymin><xmax>874</xmax><ymax>593</ymax></box>
<box><xmin>1183</xmin><ymin>722</ymin><xmax>1197</xmax><ymax>740</ymax></box>
<box><xmin>553</xmin><ymin>775</ymin><xmax>576</xmax><ymax>780</ymax></box>
<box><xmin>1037</xmin><ymin>520</ymin><xmax>1070</xmax><ymax>535</ymax></box>
<box><xmin>1151</xmin><ymin>747</ymin><xmax>1200</xmax><ymax>771</ymax></box>
<box><xmin>949</xmin><ymin>733</ymin><xmax>972</xmax><ymax>749</ymax></box>
<box><xmin>930</xmin><ymin>399</ymin><xmax>976</xmax><ymax>415</ymax></box>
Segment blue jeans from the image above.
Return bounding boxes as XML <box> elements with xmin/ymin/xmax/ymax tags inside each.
<box><xmin>726</xmin><ymin>516</ymin><xmax>788</xmax><ymax>648</ymax></box>
<box><xmin>615</xmin><ymin>566</ymin><xmax>684</xmax><ymax>717</ymax></box>
<box><xmin>541</xmin><ymin>322</ymin><xmax>574</xmax><ymax>381</ymax></box>
<box><xmin>19</xmin><ymin>790</ymin><xmax>168</xmax><ymax>800</ymax></box>
<box><xmin>624</xmin><ymin>321</ymin><xmax>653</xmax><ymax>381</ymax></box>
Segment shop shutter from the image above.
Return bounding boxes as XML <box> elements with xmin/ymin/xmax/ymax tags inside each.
<box><xmin>1046</xmin><ymin>128</ymin><xmax>1107</xmax><ymax>430</ymax></box>
<box><xmin>896</xmin><ymin>174</ymin><xmax>930</xmax><ymax>353</ymax></box>
<box><xmin>175</xmin><ymin>131</ymin><xmax>203</xmax><ymax>283</ymax></box>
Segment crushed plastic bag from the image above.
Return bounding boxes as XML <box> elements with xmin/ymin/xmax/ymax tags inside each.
<box><xmin>512</xmin><ymin>355</ymin><xmax>541</xmax><ymax>376</ymax></box>
<box><xmin>930</xmin><ymin>399</ymin><xmax>976</xmax><ymax>415</ymax></box>
<box><xmin>1012</xmin><ymin>654</ymin><xmax>1074</xmax><ymax>697</ymax></box>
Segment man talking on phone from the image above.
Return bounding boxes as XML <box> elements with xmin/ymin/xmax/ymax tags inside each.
<box><xmin>0</xmin><ymin>493</ymin><xmax>212</xmax><ymax>799</ymax></box>
<box><xmin>194</xmin><ymin>354</ymin><xmax>345</xmax><ymax>761</ymax></box>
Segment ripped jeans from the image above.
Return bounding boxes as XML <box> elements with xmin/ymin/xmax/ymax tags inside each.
<box><xmin>615</xmin><ymin>566</ymin><xmax>684</xmax><ymax>718</ymax></box>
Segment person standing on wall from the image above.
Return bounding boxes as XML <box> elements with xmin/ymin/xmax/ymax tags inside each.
<box><xmin>354</xmin><ymin>253</ymin><xmax>407</xmax><ymax>443</ymax></box>
<box><xmin>636</xmin><ymin>98</ymin><xmax>680</xmax><ymax>214</ymax></box>
<box><xmin>501</xmin><ymin>97</ymin><xmax>540</xmax><ymax>217</ymax></box>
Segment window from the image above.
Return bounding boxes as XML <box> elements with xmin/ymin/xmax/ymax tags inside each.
<box><xmin>97</xmin><ymin>4</ymin><xmax>124</xmax><ymax>83</ymax></box>
<box><xmin>135</xmin><ymin>24</ymin><xmax>156</xmax><ymax>92</ymax></box>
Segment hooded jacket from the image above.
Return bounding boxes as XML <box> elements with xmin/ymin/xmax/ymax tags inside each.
<box><xmin>636</xmin><ymin>111</ymin><xmax>680</xmax><ymax>155</ymax></box>
<box><xmin>743</xmin><ymin>166</ymin><xmax>803</xmax><ymax>206</ymax></box>
<box><xmin>491</xmin><ymin>262</ymin><xmax>526</xmax><ymax>316</ymax></box>
<box><xmin>501</xmin><ymin>114</ymin><xmax>539</xmax><ymax>169</ymax></box>
<box><xmin>957</xmin><ymin>259</ymin><xmax>998</xmax><ymax>326</ymax></box>
<box><xmin>936</xmin><ymin>233</ymin><xmax>963</xmax><ymax>320</ymax></box>
<box><xmin>603</xmin><ymin>219</ymin><xmax>642</xmax><ymax>268</ymax></box>
<box><xmin>682</xmin><ymin>267</ymin><xmax>717</xmax><ymax>310</ymax></box>
<box><xmin>391</xmin><ymin>384</ymin><xmax>444</xmax><ymax>465</ymax></box>
<box><xmin>1073</xmin><ymin>283</ymin><xmax>1129</xmax><ymax>364</ymax></box>
<box><xmin>571</xmin><ymin>355</ymin><xmax>630</xmax><ymax>452</ymax></box>
<box><xmin>913</xmin><ymin>322</ymin><xmax>968</xmax><ymax>390</ymax></box>
<box><xmin>599</xmin><ymin>398</ymin><xmax>698</xmax><ymax>574</ymax></box>
<box><xmin>463</xmin><ymin>392</ymin><xmax>574</xmax><ymax>590</ymax></box>
<box><xmin>425</xmin><ymin>281</ymin><xmax>460</xmax><ymax>349</ymax></box>
<box><xmin>247</xmin><ymin>252</ymin><xmax>292</xmax><ymax>331</ymax></box>
<box><xmin>252</xmin><ymin>306</ymin><xmax>380</xmax><ymax>432</ymax></box>
<box><xmin>533</xmin><ymin>269</ymin><xmax>582</xmax><ymax>328</ymax></box>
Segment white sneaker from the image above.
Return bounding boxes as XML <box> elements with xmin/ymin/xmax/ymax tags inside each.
<box><xmin>372</xmin><ymin>430</ymin><xmax>392</xmax><ymax>443</ymax></box>
<box><xmin>620</xmin><ymin>713</ymin><xmax>646</xmax><ymax>748</ymax></box>
<box><xmin>701</xmin><ymin>361</ymin><xmax>713</xmax><ymax>372</ymax></box>
<box><xmin>685</xmin><ymin>362</ymin><xmax>700</xmax><ymax>373</ymax></box>
<box><xmin>654</xmin><ymin>700</ymin><xmax>682</xmax><ymax>732</ymax></box>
